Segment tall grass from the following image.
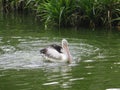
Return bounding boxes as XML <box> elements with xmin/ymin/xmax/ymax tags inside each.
<box><xmin>75</xmin><ymin>0</ymin><xmax>120</xmax><ymax>28</ymax></box>
<box><xmin>36</xmin><ymin>0</ymin><xmax>120</xmax><ymax>28</ymax></box>
<box><xmin>76</xmin><ymin>0</ymin><xmax>99</xmax><ymax>27</ymax></box>
<box><xmin>37</xmin><ymin>0</ymin><xmax>76</xmax><ymax>28</ymax></box>
<box><xmin>0</xmin><ymin>0</ymin><xmax>35</xmax><ymax>13</ymax></box>
<box><xmin>1</xmin><ymin>0</ymin><xmax>25</xmax><ymax>12</ymax></box>
<box><xmin>0</xmin><ymin>0</ymin><xmax>120</xmax><ymax>28</ymax></box>
<box><xmin>0</xmin><ymin>1</ymin><xmax>2</xmax><ymax>11</ymax></box>
<box><xmin>97</xmin><ymin>0</ymin><xmax>120</xmax><ymax>27</ymax></box>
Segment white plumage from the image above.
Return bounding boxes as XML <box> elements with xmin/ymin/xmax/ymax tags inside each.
<box><xmin>40</xmin><ymin>39</ymin><xmax>72</xmax><ymax>63</ymax></box>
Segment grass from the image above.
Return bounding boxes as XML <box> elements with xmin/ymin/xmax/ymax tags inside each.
<box><xmin>0</xmin><ymin>0</ymin><xmax>120</xmax><ymax>29</ymax></box>
<box><xmin>37</xmin><ymin>0</ymin><xmax>76</xmax><ymax>28</ymax></box>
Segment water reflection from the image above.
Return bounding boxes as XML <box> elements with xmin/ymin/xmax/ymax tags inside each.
<box><xmin>42</xmin><ymin>63</ymin><xmax>85</xmax><ymax>89</ymax></box>
<box><xmin>43</xmin><ymin>64</ymin><xmax>72</xmax><ymax>88</ymax></box>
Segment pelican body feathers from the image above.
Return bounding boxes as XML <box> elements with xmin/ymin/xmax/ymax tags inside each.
<box><xmin>40</xmin><ymin>39</ymin><xmax>72</xmax><ymax>63</ymax></box>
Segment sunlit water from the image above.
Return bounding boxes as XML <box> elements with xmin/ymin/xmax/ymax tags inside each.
<box><xmin>0</xmin><ymin>13</ymin><xmax>120</xmax><ymax>90</ymax></box>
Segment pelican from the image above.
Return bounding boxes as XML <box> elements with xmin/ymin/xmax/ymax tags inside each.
<box><xmin>40</xmin><ymin>39</ymin><xmax>72</xmax><ymax>63</ymax></box>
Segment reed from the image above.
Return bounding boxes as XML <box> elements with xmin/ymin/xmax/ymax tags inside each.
<box><xmin>76</xmin><ymin>0</ymin><xmax>120</xmax><ymax>28</ymax></box>
<box><xmin>97</xmin><ymin>0</ymin><xmax>120</xmax><ymax>28</ymax></box>
<box><xmin>36</xmin><ymin>0</ymin><xmax>120</xmax><ymax>28</ymax></box>
<box><xmin>0</xmin><ymin>0</ymin><xmax>120</xmax><ymax>28</ymax></box>
<box><xmin>0</xmin><ymin>0</ymin><xmax>34</xmax><ymax>13</ymax></box>
<box><xmin>37</xmin><ymin>0</ymin><xmax>76</xmax><ymax>28</ymax></box>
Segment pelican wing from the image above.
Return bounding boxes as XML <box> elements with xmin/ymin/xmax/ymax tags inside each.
<box><xmin>46</xmin><ymin>47</ymin><xmax>62</xmax><ymax>60</ymax></box>
<box><xmin>50</xmin><ymin>44</ymin><xmax>62</xmax><ymax>53</ymax></box>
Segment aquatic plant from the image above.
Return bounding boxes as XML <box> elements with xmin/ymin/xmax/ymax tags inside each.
<box><xmin>96</xmin><ymin>0</ymin><xmax>120</xmax><ymax>27</ymax></box>
<box><xmin>37</xmin><ymin>0</ymin><xmax>76</xmax><ymax>28</ymax></box>
<box><xmin>1</xmin><ymin>0</ymin><xmax>26</xmax><ymax>12</ymax></box>
<box><xmin>0</xmin><ymin>0</ymin><xmax>120</xmax><ymax>28</ymax></box>
<box><xmin>76</xmin><ymin>0</ymin><xmax>99</xmax><ymax>27</ymax></box>
<box><xmin>37</xmin><ymin>0</ymin><xmax>120</xmax><ymax>28</ymax></box>
<box><xmin>0</xmin><ymin>0</ymin><xmax>39</xmax><ymax>12</ymax></box>
<box><xmin>76</xmin><ymin>0</ymin><xmax>120</xmax><ymax>28</ymax></box>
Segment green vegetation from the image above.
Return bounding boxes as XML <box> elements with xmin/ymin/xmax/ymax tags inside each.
<box><xmin>0</xmin><ymin>0</ymin><xmax>120</xmax><ymax>28</ymax></box>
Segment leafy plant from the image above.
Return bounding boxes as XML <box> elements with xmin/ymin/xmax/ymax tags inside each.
<box><xmin>37</xmin><ymin>0</ymin><xmax>76</xmax><ymax>28</ymax></box>
<box><xmin>1</xmin><ymin>0</ymin><xmax>120</xmax><ymax>28</ymax></box>
<box><xmin>98</xmin><ymin>0</ymin><xmax>120</xmax><ymax>27</ymax></box>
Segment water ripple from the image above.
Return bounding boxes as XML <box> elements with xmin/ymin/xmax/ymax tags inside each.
<box><xmin>43</xmin><ymin>82</ymin><xmax>59</xmax><ymax>85</ymax></box>
<box><xmin>0</xmin><ymin>37</ymin><xmax>102</xmax><ymax>70</ymax></box>
<box><xmin>106</xmin><ymin>88</ymin><xmax>120</xmax><ymax>90</ymax></box>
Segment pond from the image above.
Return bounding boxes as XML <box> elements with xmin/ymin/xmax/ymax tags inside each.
<box><xmin>0</xmin><ymin>13</ymin><xmax>120</xmax><ymax>90</ymax></box>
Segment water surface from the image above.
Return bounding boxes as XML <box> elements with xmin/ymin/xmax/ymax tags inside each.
<box><xmin>0</xmin><ymin>13</ymin><xmax>120</xmax><ymax>90</ymax></box>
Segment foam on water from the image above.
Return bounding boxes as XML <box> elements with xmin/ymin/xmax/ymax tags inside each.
<box><xmin>0</xmin><ymin>37</ymin><xmax>101</xmax><ymax>70</ymax></box>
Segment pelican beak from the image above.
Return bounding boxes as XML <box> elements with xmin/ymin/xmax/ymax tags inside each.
<box><xmin>63</xmin><ymin>41</ymin><xmax>72</xmax><ymax>63</ymax></box>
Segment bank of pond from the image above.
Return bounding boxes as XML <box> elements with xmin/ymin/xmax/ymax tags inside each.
<box><xmin>0</xmin><ymin>0</ymin><xmax>120</xmax><ymax>29</ymax></box>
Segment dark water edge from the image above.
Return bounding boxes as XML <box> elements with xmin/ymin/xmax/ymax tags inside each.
<box><xmin>0</xmin><ymin>13</ymin><xmax>120</xmax><ymax>90</ymax></box>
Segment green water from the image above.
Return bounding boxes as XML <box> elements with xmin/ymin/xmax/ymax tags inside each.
<box><xmin>0</xmin><ymin>13</ymin><xmax>120</xmax><ymax>90</ymax></box>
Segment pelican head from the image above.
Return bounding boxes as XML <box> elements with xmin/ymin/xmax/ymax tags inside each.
<box><xmin>62</xmin><ymin>39</ymin><xmax>68</xmax><ymax>48</ymax></box>
<box><xmin>62</xmin><ymin>39</ymin><xmax>72</xmax><ymax>63</ymax></box>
